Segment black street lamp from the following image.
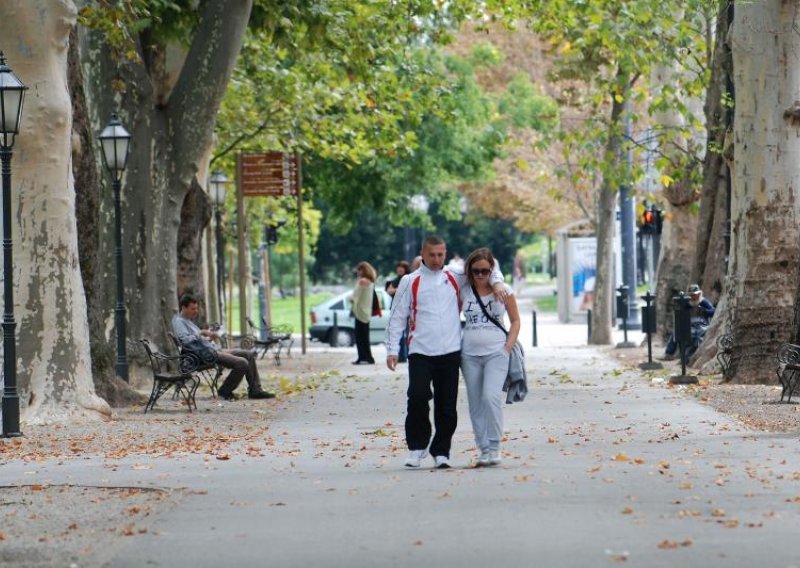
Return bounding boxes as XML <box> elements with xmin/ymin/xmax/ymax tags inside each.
<box><xmin>209</xmin><ymin>170</ymin><xmax>228</xmax><ymax>324</ymax></box>
<box><xmin>99</xmin><ymin>114</ymin><xmax>131</xmax><ymax>382</ymax></box>
<box><xmin>0</xmin><ymin>52</ymin><xmax>27</xmax><ymax>438</ymax></box>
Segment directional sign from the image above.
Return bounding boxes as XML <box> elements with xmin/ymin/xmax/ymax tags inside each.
<box><xmin>238</xmin><ymin>152</ymin><xmax>299</xmax><ymax>197</ymax></box>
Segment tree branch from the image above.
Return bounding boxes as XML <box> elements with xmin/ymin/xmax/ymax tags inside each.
<box><xmin>168</xmin><ymin>0</ymin><xmax>253</xmax><ymax>176</ymax></box>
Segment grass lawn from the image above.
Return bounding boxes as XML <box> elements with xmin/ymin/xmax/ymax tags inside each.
<box><xmin>227</xmin><ymin>292</ymin><xmax>334</xmax><ymax>334</ymax></box>
<box><xmin>533</xmin><ymin>294</ymin><xmax>558</xmax><ymax>313</ymax></box>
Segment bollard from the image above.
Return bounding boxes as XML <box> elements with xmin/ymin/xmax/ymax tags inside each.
<box><xmin>669</xmin><ymin>292</ymin><xmax>697</xmax><ymax>384</ymax></box>
<box><xmin>532</xmin><ymin>310</ymin><xmax>538</xmax><ymax>347</ymax></box>
<box><xmin>587</xmin><ymin>308</ymin><xmax>592</xmax><ymax>343</ymax></box>
<box><xmin>615</xmin><ymin>285</ymin><xmax>636</xmax><ymax>348</ymax></box>
<box><xmin>330</xmin><ymin>311</ymin><xmax>339</xmax><ymax>348</ymax></box>
<box><xmin>639</xmin><ymin>290</ymin><xmax>662</xmax><ymax>370</ymax></box>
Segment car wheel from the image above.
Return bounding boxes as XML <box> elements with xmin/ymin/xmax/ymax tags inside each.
<box><xmin>329</xmin><ymin>328</ymin><xmax>354</xmax><ymax>347</ymax></box>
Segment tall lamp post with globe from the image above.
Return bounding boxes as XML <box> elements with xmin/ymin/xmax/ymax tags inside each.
<box><xmin>0</xmin><ymin>52</ymin><xmax>27</xmax><ymax>437</ymax></box>
<box><xmin>99</xmin><ymin>114</ymin><xmax>132</xmax><ymax>382</ymax></box>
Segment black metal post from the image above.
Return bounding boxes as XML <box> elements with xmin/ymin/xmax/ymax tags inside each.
<box><xmin>669</xmin><ymin>292</ymin><xmax>697</xmax><ymax>384</ymax></box>
<box><xmin>532</xmin><ymin>310</ymin><xmax>538</xmax><ymax>347</ymax></box>
<box><xmin>112</xmin><ymin>178</ymin><xmax>129</xmax><ymax>382</ymax></box>
<box><xmin>330</xmin><ymin>311</ymin><xmax>339</xmax><ymax>348</ymax></box>
<box><xmin>1</xmin><ymin>145</ymin><xmax>20</xmax><ymax>437</ymax></box>
<box><xmin>639</xmin><ymin>290</ymin><xmax>662</xmax><ymax>370</ymax></box>
<box><xmin>616</xmin><ymin>285</ymin><xmax>636</xmax><ymax>348</ymax></box>
<box><xmin>216</xmin><ymin>207</ymin><xmax>224</xmax><ymax>324</ymax></box>
<box><xmin>587</xmin><ymin>308</ymin><xmax>592</xmax><ymax>343</ymax></box>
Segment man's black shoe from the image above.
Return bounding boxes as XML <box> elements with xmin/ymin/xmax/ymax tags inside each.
<box><xmin>217</xmin><ymin>390</ymin><xmax>237</xmax><ymax>401</ymax></box>
<box><xmin>248</xmin><ymin>390</ymin><xmax>276</xmax><ymax>399</ymax></box>
<box><xmin>352</xmin><ymin>360</ymin><xmax>375</xmax><ymax>365</ymax></box>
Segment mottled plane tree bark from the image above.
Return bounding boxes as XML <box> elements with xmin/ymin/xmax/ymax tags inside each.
<box><xmin>715</xmin><ymin>0</ymin><xmax>800</xmax><ymax>382</ymax></box>
<box><xmin>0</xmin><ymin>0</ymin><xmax>111</xmax><ymax>423</ymax></box>
<box><xmin>79</xmin><ymin>1</ymin><xmax>252</xmax><ymax>382</ymax></box>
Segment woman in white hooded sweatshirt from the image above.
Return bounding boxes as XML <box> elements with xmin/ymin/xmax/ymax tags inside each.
<box><xmin>460</xmin><ymin>248</ymin><xmax>521</xmax><ymax>466</ymax></box>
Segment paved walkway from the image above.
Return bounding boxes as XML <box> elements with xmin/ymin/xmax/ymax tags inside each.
<box><xmin>2</xmin><ymin>289</ymin><xmax>800</xmax><ymax>567</ymax></box>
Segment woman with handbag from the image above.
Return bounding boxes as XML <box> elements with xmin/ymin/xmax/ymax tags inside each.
<box><xmin>461</xmin><ymin>248</ymin><xmax>521</xmax><ymax>466</ymax></box>
<box><xmin>351</xmin><ymin>261</ymin><xmax>378</xmax><ymax>365</ymax></box>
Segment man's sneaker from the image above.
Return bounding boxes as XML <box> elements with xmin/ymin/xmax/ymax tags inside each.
<box><xmin>434</xmin><ymin>455</ymin><xmax>451</xmax><ymax>469</ymax></box>
<box><xmin>657</xmin><ymin>353</ymin><xmax>676</xmax><ymax>361</ymax></box>
<box><xmin>488</xmin><ymin>450</ymin><xmax>502</xmax><ymax>466</ymax></box>
<box><xmin>476</xmin><ymin>449</ymin><xmax>491</xmax><ymax>467</ymax></box>
<box><xmin>404</xmin><ymin>449</ymin><xmax>428</xmax><ymax>468</ymax></box>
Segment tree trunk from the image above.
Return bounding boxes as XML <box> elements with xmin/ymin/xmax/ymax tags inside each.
<box><xmin>723</xmin><ymin>0</ymin><xmax>800</xmax><ymax>383</ymax></box>
<box><xmin>79</xmin><ymin>0</ymin><xmax>252</xmax><ymax>380</ymax></box>
<box><xmin>69</xmin><ymin>26</ymin><xmax>141</xmax><ymax>406</ymax></box>
<box><xmin>177</xmin><ymin>180</ymin><xmax>212</xmax><ymax>312</ymax></box>
<box><xmin>0</xmin><ymin>0</ymin><xmax>111</xmax><ymax>424</ymax></box>
<box><xmin>651</xmin><ymin>22</ymin><xmax>704</xmax><ymax>343</ymax></box>
<box><xmin>693</xmin><ymin>1</ymin><xmax>734</xmax><ymax>307</ymax></box>
<box><xmin>591</xmin><ymin>91</ymin><xmax>627</xmax><ymax>345</ymax></box>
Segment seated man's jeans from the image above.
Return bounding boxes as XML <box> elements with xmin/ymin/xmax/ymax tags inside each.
<box><xmin>665</xmin><ymin>324</ymin><xmax>708</xmax><ymax>359</ymax></box>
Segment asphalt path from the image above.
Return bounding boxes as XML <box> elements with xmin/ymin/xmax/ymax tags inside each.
<box><xmin>4</xmin><ymin>295</ymin><xmax>800</xmax><ymax>567</ymax></box>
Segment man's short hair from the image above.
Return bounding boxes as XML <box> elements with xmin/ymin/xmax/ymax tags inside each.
<box><xmin>423</xmin><ymin>235</ymin><xmax>445</xmax><ymax>248</ymax></box>
<box><xmin>179</xmin><ymin>293</ymin><xmax>198</xmax><ymax>308</ymax></box>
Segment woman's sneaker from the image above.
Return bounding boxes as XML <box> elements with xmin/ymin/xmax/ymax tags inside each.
<box><xmin>404</xmin><ymin>449</ymin><xmax>428</xmax><ymax>468</ymax></box>
<box><xmin>488</xmin><ymin>450</ymin><xmax>502</xmax><ymax>466</ymax></box>
<box><xmin>476</xmin><ymin>449</ymin><xmax>491</xmax><ymax>467</ymax></box>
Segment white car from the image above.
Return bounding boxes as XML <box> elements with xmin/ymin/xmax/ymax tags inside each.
<box><xmin>309</xmin><ymin>289</ymin><xmax>392</xmax><ymax>347</ymax></box>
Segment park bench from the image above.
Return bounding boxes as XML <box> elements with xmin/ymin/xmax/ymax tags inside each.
<box><xmin>139</xmin><ymin>339</ymin><xmax>200</xmax><ymax>413</ymax></box>
<box><xmin>776</xmin><ymin>342</ymin><xmax>800</xmax><ymax>403</ymax></box>
<box><xmin>243</xmin><ymin>318</ymin><xmax>294</xmax><ymax>365</ymax></box>
<box><xmin>168</xmin><ymin>332</ymin><xmax>224</xmax><ymax>398</ymax></box>
<box><xmin>716</xmin><ymin>333</ymin><xmax>735</xmax><ymax>378</ymax></box>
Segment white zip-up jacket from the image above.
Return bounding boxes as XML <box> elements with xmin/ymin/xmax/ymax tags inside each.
<box><xmin>385</xmin><ymin>262</ymin><xmax>503</xmax><ymax>357</ymax></box>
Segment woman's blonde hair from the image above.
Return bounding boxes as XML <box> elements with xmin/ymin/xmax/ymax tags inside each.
<box><xmin>465</xmin><ymin>248</ymin><xmax>495</xmax><ymax>288</ymax></box>
<box><xmin>356</xmin><ymin>261</ymin><xmax>377</xmax><ymax>282</ymax></box>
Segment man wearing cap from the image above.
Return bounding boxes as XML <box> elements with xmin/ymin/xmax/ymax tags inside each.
<box><xmin>660</xmin><ymin>284</ymin><xmax>716</xmax><ymax>360</ymax></box>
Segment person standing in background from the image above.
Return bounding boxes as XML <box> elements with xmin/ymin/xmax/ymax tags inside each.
<box><xmin>351</xmin><ymin>261</ymin><xmax>378</xmax><ymax>365</ymax></box>
<box><xmin>386</xmin><ymin>261</ymin><xmax>411</xmax><ymax>362</ymax></box>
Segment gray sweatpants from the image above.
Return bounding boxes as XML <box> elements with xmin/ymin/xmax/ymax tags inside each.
<box><xmin>461</xmin><ymin>350</ymin><xmax>509</xmax><ymax>452</ymax></box>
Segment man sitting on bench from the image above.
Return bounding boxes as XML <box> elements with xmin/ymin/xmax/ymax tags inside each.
<box><xmin>172</xmin><ymin>294</ymin><xmax>275</xmax><ymax>400</ymax></box>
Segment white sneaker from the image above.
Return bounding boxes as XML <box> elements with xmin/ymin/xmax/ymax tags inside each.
<box><xmin>434</xmin><ymin>455</ymin><xmax>451</xmax><ymax>469</ymax></box>
<box><xmin>488</xmin><ymin>450</ymin><xmax>502</xmax><ymax>466</ymax></box>
<box><xmin>404</xmin><ymin>449</ymin><xmax>428</xmax><ymax>468</ymax></box>
<box><xmin>476</xmin><ymin>449</ymin><xmax>491</xmax><ymax>467</ymax></box>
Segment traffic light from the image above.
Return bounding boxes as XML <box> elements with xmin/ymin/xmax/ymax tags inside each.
<box><xmin>641</xmin><ymin>207</ymin><xmax>655</xmax><ymax>234</ymax></box>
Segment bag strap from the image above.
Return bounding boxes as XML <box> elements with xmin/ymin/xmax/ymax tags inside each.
<box><xmin>472</xmin><ymin>285</ymin><xmax>508</xmax><ymax>337</ymax></box>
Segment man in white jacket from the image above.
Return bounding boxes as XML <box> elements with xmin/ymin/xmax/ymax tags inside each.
<box><xmin>386</xmin><ymin>235</ymin><xmax>505</xmax><ymax>469</ymax></box>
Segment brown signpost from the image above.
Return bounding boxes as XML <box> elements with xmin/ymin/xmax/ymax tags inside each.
<box><xmin>239</xmin><ymin>152</ymin><xmax>299</xmax><ymax>197</ymax></box>
<box><xmin>235</xmin><ymin>151</ymin><xmax>306</xmax><ymax>353</ymax></box>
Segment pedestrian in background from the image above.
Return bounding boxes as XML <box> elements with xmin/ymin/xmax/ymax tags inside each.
<box><xmin>460</xmin><ymin>248</ymin><xmax>520</xmax><ymax>466</ymax></box>
<box><xmin>386</xmin><ymin>260</ymin><xmax>411</xmax><ymax>362</ymax></box>
<box><xmin>351</xmin><ymin>261</ymin><xmax>378</xmax><ymax>365</ymax></box>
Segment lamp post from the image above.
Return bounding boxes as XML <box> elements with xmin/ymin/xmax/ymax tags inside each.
<box><xmin>0</xmin><ymin>53</ymin><xmax>26</xmax><ymax>438</ymax></box>
<box><xmin>209</xmin><ymin>170</ymin><xmax>228</xmax><ymax>324</ymax></box>
<box><xmin>99</xmin><ymin>114</ymin><xmax>131</xmax><ymax>382</ymax></box>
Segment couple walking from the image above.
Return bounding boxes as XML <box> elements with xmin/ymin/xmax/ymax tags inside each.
<box><xmin>385</xmin><ymin>235</ymin><xmax>521</xmax><ymax>469</ymax></box>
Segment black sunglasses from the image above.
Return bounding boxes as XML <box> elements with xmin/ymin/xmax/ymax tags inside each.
<box><xmin>471</xmin><ymin>268</ymin><xmax>491</xmax><ymax>276</ymax></box>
